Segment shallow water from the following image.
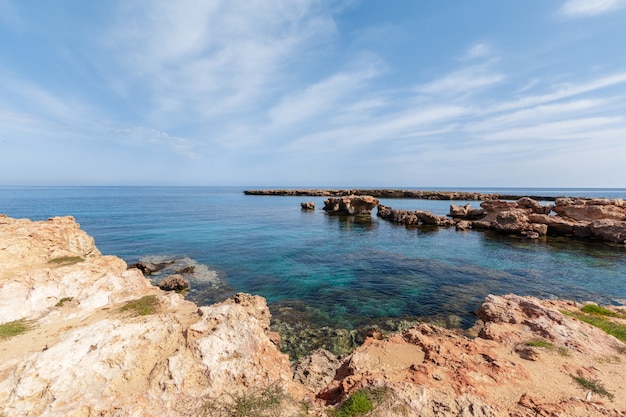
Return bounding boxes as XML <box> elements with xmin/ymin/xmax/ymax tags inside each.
<box><xmin>2</xmin><ymin>186</ymin><xmax>625</xmax><ymax>332</ymax></box>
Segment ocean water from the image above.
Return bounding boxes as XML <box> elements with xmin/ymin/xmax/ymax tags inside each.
<box><xmin>2</xmin><ymin>186</ymin><xmax>626</xmax><ymax>332</ymax></box>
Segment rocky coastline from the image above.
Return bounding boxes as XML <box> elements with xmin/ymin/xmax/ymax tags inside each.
<box><xmin>1</xmin><ymin>214</ymin><xmax>626</xmax><ymax>416</ymax></box>
<box><xmin>244</xmin><ymin>189</ymin><xmax>559</xmax><ymax>201</ymax></box>
<box><xmin>379</xmin><ymin>196</ymin><xmax>626</xmax><ymax>244</ymax></box>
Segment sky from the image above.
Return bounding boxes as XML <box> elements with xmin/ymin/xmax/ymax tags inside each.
<box><xmin>1</xmin><ymin>0</ymin><xmax>626</xmax><ymax>187</ymax></box>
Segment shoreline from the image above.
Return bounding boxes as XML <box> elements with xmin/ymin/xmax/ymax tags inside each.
<box><xmin>2</xmin><ymin>214</ymin><xmax>626</xmax><ymax>416</ymax></box>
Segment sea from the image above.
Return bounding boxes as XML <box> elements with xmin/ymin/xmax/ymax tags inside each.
<box><xmin>2</xmin><ymin>186</ymin><xmax>626</xmax><ymax>335</ymax></box>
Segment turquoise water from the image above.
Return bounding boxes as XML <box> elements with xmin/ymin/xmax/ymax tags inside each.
<box><xmin>1</xmin><ymin>186</ymin><xmax>625</xmax><ymax>329</ymax></box>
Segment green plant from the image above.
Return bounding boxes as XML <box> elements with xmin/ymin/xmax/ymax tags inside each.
<box><xmin>48</xmin><ymin>256</ymin><xmax>84</xmax><ymax>265</ymax></box>
<box><xmin>562</xmin><ymin>310</ymin><xmax>626</xmax><ymax>343</ymax></box>
<box><xmin>0</xmin><ymin>319</ymin><xmax>32</xmax><ymax>339</ymax></box>
<box><xmin>570</xmin><ymin>375</ymin><xmax>614</xmax><ymax>400</ymax></box>
<box><xmin>199</xmin><ymin>385</ymin><xmax>288</xmax><ymax>417</ymax></box>
<box><xmin>55</xmin><ymin>297</ymin><xmax>74</xmax><ymax>307</ymax></box>
<box><xmin>524</xmin><ymin>339</ymin><xmax>554</xmax><ymax>349</ymax></box>
<box><xmin>335</xmin><ymin>390</ymin><xmax>373</xmax><ymax>417</ymax></box>
<box><xmin>581</xmin><ymin>304</ymin><xmax>626</xmax><ymax>318</ymax></box>
<box><xmin>119</xmin><ymin>295</ymin><xmax>159</xmax><ymax>316</ymax></box>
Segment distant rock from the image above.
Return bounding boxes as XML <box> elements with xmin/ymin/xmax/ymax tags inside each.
<box><xmin>301</xmin><ymin>201</ymin><xmax>315</xmax><ymax>210</ymax></box>
<box><xmin>322</xmin><ymin>195</ymin><xmax>379</xmax><ymax>215</ymax></box>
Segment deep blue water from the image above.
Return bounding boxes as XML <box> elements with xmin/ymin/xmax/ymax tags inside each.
<box><xmin>2</xmin><ymin>186</ymin><xmax>626</xmax><ymax>329</ymax></box>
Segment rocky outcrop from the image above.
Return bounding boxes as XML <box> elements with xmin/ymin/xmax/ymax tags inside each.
<box><xmin>448</xmin><ymin>197</ymin><xmax>626</xmax><ymax>243</ymax></box>
<box><xmin>300</xmin><ymin>201</ymin><xmax>315</xmax><ymax>210</ymax></box>
<box><xmin>553</xmin><ymin>198</ymin><xmax>626</xmax><ymax>222</ymax></box>
<box><xmin>0</xmin><ymin>215</ymin><xmax>303</xmax><ymax>417</ymax></box>
<box><xmin>377</xmin><ymin>204</ymin><xmax>456</xmax><ymax>227</ymax></box>
<box><xmin>157</xmin><ymin>274</ymin><xmax>189</xmax><ymax>292</ymax></box>
<box><xmin>322</xmin><ymin>195</ymin><xmax>379</xmax><ymax>215</ymax></box>
<box><xmin>245</xmin><ymin>189</ymin><xmax>558</xmax><ymax>201</ymax></box>
<box><xmin>315</xmin><ymin>294</ymin><xmax>626</xmax><ymax>416</ymax></box>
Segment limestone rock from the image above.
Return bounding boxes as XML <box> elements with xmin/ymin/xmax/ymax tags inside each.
<box><xmin>292</xmin><ymin>349</ymin><xmax>341</xmax><ymax>394</ymax></box>
<box><xmin>377</xmin><ymin>205</ymin><xmax>455</xmax><ymax>227</ymax></box>
<box><xmin>157</xmin><ymin>274</ymin><xmax>190</xmax><ymax>292</ymax></box>
<box><xmin>589</xmin><ymin>219</ymin><xmax>626</xmax><ymax>243</ymax></box>
<box><xmin>554</xmin><ymin>198</ymin><xmax>626</xmax><ymax>222</ymax></box>
<box><xmin>322</xmin><ymin>195</ymin><xmax>379</xmax><ymax>215</ymax></box>
<box><xmin>0</xmin><ymin>215</ymin><xmax>100</xmax><ymax>268</ymax></box>
<box><xmin>0</xmin><ymin>216</ymin><xmax>303</xmax><ymax>417</ymax></box>
<box><xmin>301</xmin><ymin>201</ymin><xmax>315</xmax><ymax>210</ymax></box>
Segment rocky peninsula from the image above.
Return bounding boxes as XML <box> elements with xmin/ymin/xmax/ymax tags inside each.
<box><xmin>244</xmin><ymin>189</ymin><xmax>558</xmax><ymax>201</ymax></box>
<box><xmin>1</xmin><ymin>214</ymin><xmax>626</xmax><ymax>416</ymax></box>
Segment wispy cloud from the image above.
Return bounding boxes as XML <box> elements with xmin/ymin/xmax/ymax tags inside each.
<box><xmin>104</xmin><ymin>0</ymin><xmax>340</xmax><ymax>124</ymax></box>
<box><xmin>462</xmin><ymin>42</ymin><xmax>491</xmax><ymax>60</ymax></box>
<box><xmin>268</xmin><ymin>62</ymin><xmax>382</xmax><ymax>127</ymax></box>
<box><xmin>415</xmin><ymin>65</ymin><xmax>504</xmax><ymax>97</ymax></box>
<box><xmin>560</xmin><ymin>0</ymin><xmax>626</xmax><ymax>17</ymax></box>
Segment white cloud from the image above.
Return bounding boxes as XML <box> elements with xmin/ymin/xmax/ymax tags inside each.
<box><xmin>463</xmin><ymin>42</ymin><xmax>491</xmax><ymax>60</ymax></box>
<box><xmin>560</xmin><ymin>0</ymin><xmax>626</xmax><ymax>17</ymax></box>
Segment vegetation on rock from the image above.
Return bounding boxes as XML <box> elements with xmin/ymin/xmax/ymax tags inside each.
<box><xmin>331</xmin><ymin>387</ymin><xmax>390</xmax><ymax>417</ymax></box>
<box><xmin>199</xmin><ymin>385</ymin><xmax>298</xmax><ymax>417</ymax></box>
<box><xmin>571</xmin><ymin>375</ymin><xmax>614</xmax><ymax>400</ymax></box>
<box><xmin>119</xmin><ymin>295</ymin><xmax>160</xmax><ymax>316</ymax></box>
<box><xmin>55</xmin><ymin>296</ymin><xmax>74</xmax><ymax>307</ymax></box>
<box><xmin>48</xmin><ymin>256</ymin><xmax>84</xmax><ymax>265</ymax></box>
<box><xmin>0</xmin><ymin>319</ymin><xmax>32</xmax><ymax>339</ymax></box>
<box><xmin>563</xmin><ymin>306</ymin><xmax>626</xmax><ymax>343</ymax></box>
<box><xmin>524</xmin><ymin>339</ymin><xmax>554</xmax><ymax>348</ymax></box>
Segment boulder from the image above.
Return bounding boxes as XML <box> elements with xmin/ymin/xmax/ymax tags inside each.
<box><xmin>157</xmin><ymin>274</ymin><xmax>189</xmax><ymax>292</ymax></box>
<box><xmin>300</xmin><ymin>201</ymin><xmax>315</xmax><ymax>210</ymax></box>
<box><xmin>322</xmin><ymin>195</ymin><xmax>379</xmax><ymax>215</ymax></box>
<box><xmin>449</xmin><ymin>204</ymin><xmax>471</xmax><ymax>218</ymax></box>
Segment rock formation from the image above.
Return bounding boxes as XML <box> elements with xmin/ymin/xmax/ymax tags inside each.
<box><xmin>312</xmin><ymin>294</ymin><xmax>626</xmax><ymax>416</ymax></box>
<box><xmin>377</xmin><ymin>204</ymin><xmax>456</xmax><ymax>227</ymax></box>
<box><xmin>301</xmin><ymin>201</ymin><xmax>315</xmax><ymax>210</ymax></box>
<box><xmin>245</xmin><ymin>189</ymin><xmax>558</xmax><ymax>201</ymax></box>
<box><xmin>448</xmin><ymin>197</ymin><xmax>626</xmax><ymax>243</ymax></box>
<box><xmin>322</xmin><ymin>195</ymin><xmax>379</xmax><ymax>215</ymax></box>
<box><xmin>0</xmin><ymin>215</ymin><xmax>303</xmax><ymax>417</ymax></box>
<box><xmin>157</xmin><ymin>274</ymin><xmax>190</xmax><ymax>292</ymax></box>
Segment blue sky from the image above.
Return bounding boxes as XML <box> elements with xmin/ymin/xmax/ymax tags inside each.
<box><xmin>1</xmin><ymin>0</ymin><xmax>626</xmax><ymax>187</ymax></box>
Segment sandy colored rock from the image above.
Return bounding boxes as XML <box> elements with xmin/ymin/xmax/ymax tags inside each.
<box><xmin>0</xmin><ymin>216</ymin><xmax>303</xmax><ymax>417</ymax></box>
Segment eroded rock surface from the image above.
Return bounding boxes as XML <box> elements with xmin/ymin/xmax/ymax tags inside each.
<box><xmin>0</xmin><ymin>215</ymin><xmax>302</xmax><ymax>417</ymax></box>
<box><xmin>322</xmin><ymin>195</ymin><xmax>379</xmax><ymax>215</ymax></box>
<box><xmin>316</xmin><ymin>294</ymin><xmax>626</xmax><ymax>416</ymax></box>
